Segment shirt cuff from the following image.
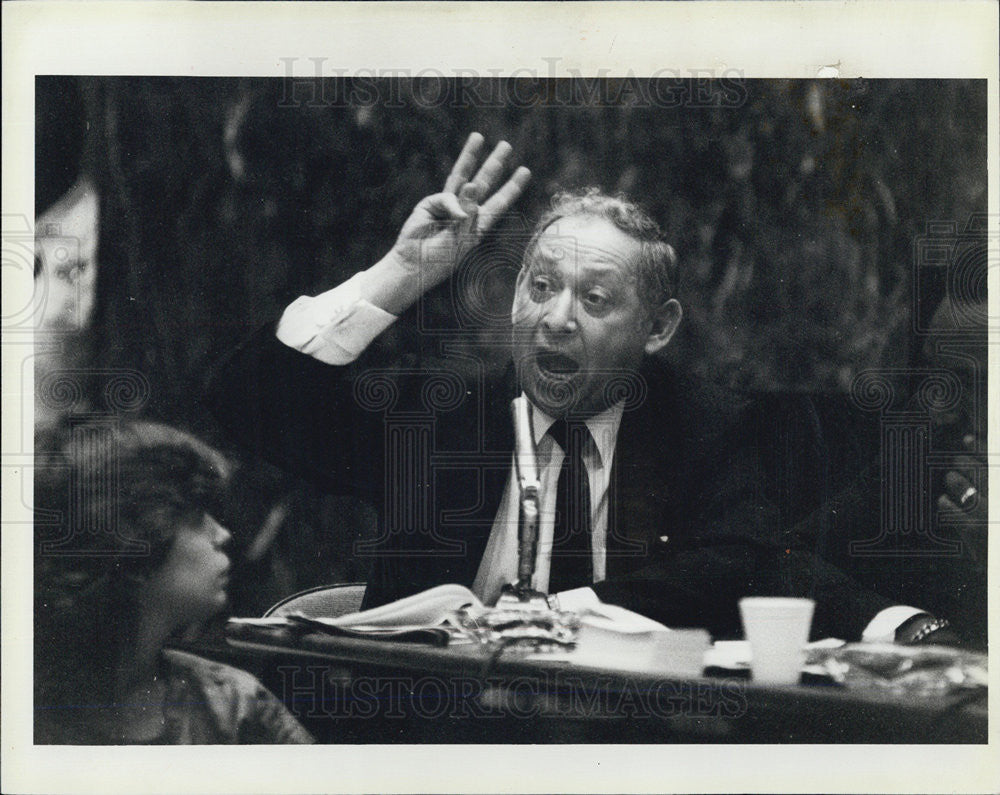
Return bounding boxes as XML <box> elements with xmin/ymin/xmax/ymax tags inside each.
<box><xmin>275</xmin><ymin>272</ymin><xmax>397</xmax><ymax>365</ymax></box>
<box><xmin>861</xmin><ymin>605</ymin><xmax>927</xmax><ymax>643</ymax></box>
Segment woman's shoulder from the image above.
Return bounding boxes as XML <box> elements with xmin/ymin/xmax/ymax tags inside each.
<box><xmin>162</xmin><ymin>647</ymin><xmax>263</xmax><ymax>694</ymax></box>
<box><xmin>161</xmin><ymin>648</ymin><xmax>313</xmax><ymax>744</ymax></box>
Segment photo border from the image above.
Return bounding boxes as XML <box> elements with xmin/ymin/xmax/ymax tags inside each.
<box><xmin>3</xmin><ymin>2</ymin><xmax>998</xmax><ymax>793</ymax></box>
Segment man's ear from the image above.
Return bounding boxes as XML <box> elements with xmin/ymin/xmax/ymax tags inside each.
<box><xmin>644</xmin><ymin>298</ymin><xmax>682</xmax><ymax>355</ymax></box>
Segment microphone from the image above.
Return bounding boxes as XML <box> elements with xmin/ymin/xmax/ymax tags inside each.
<box><xmin>474</xmin><ymin>398</ymin><xmax>577</xmax><ymax>637</ymax></box>
<box><xmin>512</xmin><ymin>395</ymin><xmax>540</xmax><ymax>497</ymax></box>
<box><xmin>508</xmin><ymin>396</ymin><xmax>543</xmax><ymax>601</ymax></box>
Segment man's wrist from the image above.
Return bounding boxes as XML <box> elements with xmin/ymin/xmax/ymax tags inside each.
<box><xmin>364</xmin><ymin>249</ymin><xmax>442</xmax><ymax>316</ymax></box>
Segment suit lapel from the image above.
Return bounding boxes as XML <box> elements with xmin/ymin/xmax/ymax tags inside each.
<box><xmin>437</xmin><ymin>364</ymin><xmax>516</xmax><ymax>586</ymax></box>
<box><xmin>606</xmin><ymin>363</ymin><xmax>681</xmax><ymax>579</ymax></box>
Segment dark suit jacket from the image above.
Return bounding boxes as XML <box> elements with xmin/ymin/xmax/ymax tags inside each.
<box><xmin>786</xmin><ymin>397</ymin><xmax>987</xmax><ymax>648</ymax></box>
<box><xmin>208</xmin><ymin>324</ymin><xmax>893</xmax><ymax>640</ymax></box>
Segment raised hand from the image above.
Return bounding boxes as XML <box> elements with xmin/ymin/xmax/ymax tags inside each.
<box><xmin>387</xmin><ymin>132</ymin><xmax>532</xmax><ymax>290</ymax></box>
<box><xmin>936</xmin><ymin>434</ymin><xmax>989</xmax><ymax>564</ymax></box>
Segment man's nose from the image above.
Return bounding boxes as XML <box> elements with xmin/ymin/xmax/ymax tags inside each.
<box><xmin>541</xmin><ymin>289</ymin><xmax>577</xmax><ymax>333</ymax></box>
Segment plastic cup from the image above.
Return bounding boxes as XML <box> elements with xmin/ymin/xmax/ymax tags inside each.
<box><xmin>738</xmin><ymin>597</ymin><xmax>815</xmax><ymax>685</ymax></box>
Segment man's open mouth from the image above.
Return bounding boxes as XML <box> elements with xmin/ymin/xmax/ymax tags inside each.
<box><xmin>535</xmin><ymin>350</ymin><xmax>580</xmax><ymax>377</ymax></box>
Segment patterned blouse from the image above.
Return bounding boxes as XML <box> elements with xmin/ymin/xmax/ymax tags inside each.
<box><xmin>141</xmin><ymin>649</ymin><xmax>314</xmax><ymax>744</ymax></box>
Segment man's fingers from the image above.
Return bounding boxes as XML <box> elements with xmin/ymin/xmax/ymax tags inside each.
<box><xmin>478</xmin><ymin>166</ymin><xmax>532</xmax><ymax>232</ymax></box>
<box><xmin>470</xmin><ymin>140</ymin><xmax>513</xmax><ymax>196</ymax></box>
<box><xmin>945</xmin><ymin>470</ymin><xmax>976</xmax><ymax>507</ymax></box>
<box><xmin>943</xmin><ymin>467</ymin><xmax>986</xmax><ymax>519</ymax></box>
<box><xmin>937</xmin><ymin>493</ymin><xmax>982</xmax><ymax>529</ymax></box>
<box><xmin>432</xmin><ymin>134</ymin><xmax>528</xmax><ymax>234</ymax></box>
<box><xmin>443</xmin><ymin>132</ymin><xmax>485</xmax><ymax>194</ymax></box>
<box><xmin>421</xmin><ymin>192</ymin><xmax>469</xmax><ymax>221</ymax></box>
<box><xmin>937</xmin><ymin>494</ymin><xmax>986</xmax><ymax>562</ymax></box>
<box><xmin>937</xmin><ymin>493</ymin><xmax>973</xmax><ymax>524</ymax></box>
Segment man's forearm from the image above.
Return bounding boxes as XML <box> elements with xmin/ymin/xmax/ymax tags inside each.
<box><xmin>275</xmin><ymin>246</ymin><xmax>456</xmax><ymax>365</ymax></box>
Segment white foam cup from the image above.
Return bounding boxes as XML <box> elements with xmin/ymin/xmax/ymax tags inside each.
<box><xmin>738</xmin><ymin>597</ymin><xmax>815</xmax><ymax>685</ymax></box>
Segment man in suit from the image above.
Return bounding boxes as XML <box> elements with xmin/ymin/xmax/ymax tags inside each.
<box><xmin>209</xmin><ymin>133</ymin><xmax>939</xmax><ymax>641</ymax></box>
<box><xmin>786</xmin><ymin>294</ymin><xmax>986</xmax><ymax>648</ymax></box>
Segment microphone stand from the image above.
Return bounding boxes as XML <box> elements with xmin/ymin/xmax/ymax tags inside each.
<box><xmin>496</xmin><ymin>397</ymin><xmax>550</xmax><ymax>609</ymax></box>
<box><xmin>452</xmin><ymin>398</ymin><xmax>580</xmax><ymax>649</ymax></box>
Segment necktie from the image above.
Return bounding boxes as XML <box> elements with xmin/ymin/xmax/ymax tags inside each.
<box><xmin>547</xmin><ymin>419</ymin><xmax>593</xmax><ymax>593</ymax></box>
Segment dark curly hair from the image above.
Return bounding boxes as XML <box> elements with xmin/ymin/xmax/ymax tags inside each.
<box><xmin>34</xmin><ymin>419</ymin><xmax>232</xmax><ymax>743</ymax></box>
<box><xmin>524</xmin><ymin>188</ymin><xmax>679</xmax><ymax>309</ymax></box>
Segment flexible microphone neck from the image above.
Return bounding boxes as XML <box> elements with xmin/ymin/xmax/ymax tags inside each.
<box><xmin>511</xmin><ymin>396</ymin><xmax>541</xmax><ymax>596</ymax></box>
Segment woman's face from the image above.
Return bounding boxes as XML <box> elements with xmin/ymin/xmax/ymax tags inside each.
<box><xmin>141</xmin><ymin>514</ymin><xmax>232</xmax><ymax>627</ymax></box>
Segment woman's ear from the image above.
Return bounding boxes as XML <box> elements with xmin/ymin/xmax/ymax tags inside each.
<box><xmin>644</xmin><ymin>298</ymin><xmax>682</xmax><ymax>355</ymax></box>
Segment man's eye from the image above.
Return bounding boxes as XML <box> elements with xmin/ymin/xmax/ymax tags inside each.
<box><xmin>530</xmin><ymin>277</ymin><xmax>554</xmax><ymax>297</ymax></box>
<box><xmin>584</xmin><ymin>290</ymin><xmax>610</xmax><ymax>308</ymax></box>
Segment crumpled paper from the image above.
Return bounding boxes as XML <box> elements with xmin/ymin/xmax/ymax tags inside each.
<box><xmin>805</xmin><ymin>643</ymin><xmax>988</xmax><ymax>696</ymax></box>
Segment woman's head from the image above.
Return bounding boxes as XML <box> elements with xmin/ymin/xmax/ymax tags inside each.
<box><xmin>136</xmin><ymin>512</ymin><xmax>232</xmax><ymax>627</ymax></box>
<box><xmin>35</xmin><ymin>419</ymin><xmax>234</xmax><ymax>733</ymax></box>
<box><xmin>35</xmin><ymin>419</ymin><xmax>233</xmax><ymax>610</ymax></box>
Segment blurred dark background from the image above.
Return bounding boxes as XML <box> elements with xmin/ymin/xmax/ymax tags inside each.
<box><xmin>34</xmin><ymin>77</ymin><xmax>987</xmax><ymax>615</ymax></box>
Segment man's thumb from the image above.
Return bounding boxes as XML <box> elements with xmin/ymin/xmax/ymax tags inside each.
<box><xmin>423</xmin><ymin>192</ymin><xmax>469</xmax><ymax>220</ymax></box>
<box><xmin>458</xmin><ymin>182</ymin><xmax>481</xmax><ymax>215</ymax></box>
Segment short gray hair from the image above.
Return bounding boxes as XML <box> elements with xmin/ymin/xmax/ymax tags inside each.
<box><xmin>525</xmin><ymin>188</ymin><xmax>679</xmax><ymax>308</ymax></box>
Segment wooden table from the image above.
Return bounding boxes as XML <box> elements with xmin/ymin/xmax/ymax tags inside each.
<box><xmin>174</xmin><ymin>624</ymin><xmax>987</xmax><ymax>744</ymax></box>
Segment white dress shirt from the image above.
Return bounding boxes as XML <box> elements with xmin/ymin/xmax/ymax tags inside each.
<box><xmin>276</xmin><ymin>272</ymin><xmax>396</xmax><ymax>364</ymax></box>
<box><xmin>276</xmin><ymin>274</ymin><xmax>925</xmax><ymax>638</ymax></box>
<box><xmin>471</xmin><ymin>398</ymin><xmax>624</xmax><ymax>605</ymax></box>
